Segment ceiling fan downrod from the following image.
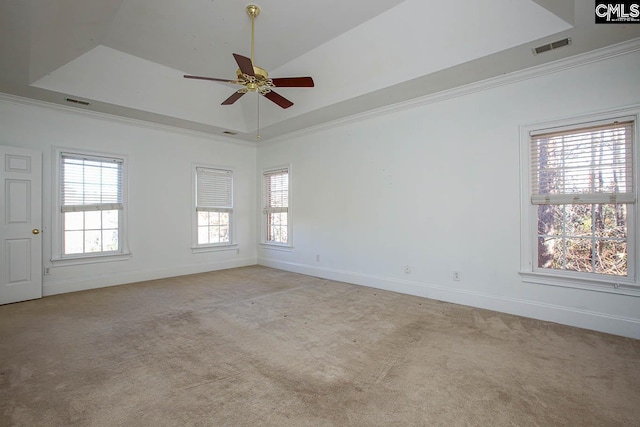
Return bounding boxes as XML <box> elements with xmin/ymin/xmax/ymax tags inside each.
<box><xmin>246</xmin><ymin>5</ymin><xmax>260</xmax><ymax>65</ymax></box>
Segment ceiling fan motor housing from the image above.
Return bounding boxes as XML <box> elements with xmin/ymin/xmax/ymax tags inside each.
<box><xmin>235</xmin><ymin>66</ymin><xmax>273</xmax><ymax>93</ymax></box>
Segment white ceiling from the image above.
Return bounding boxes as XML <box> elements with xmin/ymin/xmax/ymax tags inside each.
<box><xmin>1</xmin><ymin>0</ymin><xmax>639</xmax><ymax>142</ymax></box>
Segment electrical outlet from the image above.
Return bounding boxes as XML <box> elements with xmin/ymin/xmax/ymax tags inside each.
<box><xmin>453</xmin><ymin>271</ymin><xmax>460</xmax><ymax>281</ymax></box>
<box><xmin>404</xmin><ymin>265</ymin><xmax>411</xmax><ymax>274</ymax></box>
<box><xmin>316</xmin><ymin>254</ymin><xmax>320</xmax><ymax>262</ymax></box>
<box><xmin>44</xmin><ymin>267</ymin><xmax>51</xmax><ymax>276</ymax></box>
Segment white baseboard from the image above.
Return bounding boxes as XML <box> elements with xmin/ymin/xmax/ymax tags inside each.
<box><xmin>43</xmin><ymin>257</ymin><xmax>257</xmax><ymax>296</ymax></box>
<box><xmin>258</xmin><ymin>258</ymin><xmax>640</xmax><ymax>340</ymax></box>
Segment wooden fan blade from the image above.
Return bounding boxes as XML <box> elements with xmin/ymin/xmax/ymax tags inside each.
<box><xmin>222</xmin><ymin>91</ymin><xmax>246</xmax><ymax>105</ymax></box>
<box><xmin>184</xmin><ymin>75</ymin><xmax>238</xmax><ymax>84</ymax></box>
<box><xmin>263</xmin><ymin>90</ymin><xmax>293</xmax><ymax>109</ymax></box>
<box><xmin>233</xmin><ymin>53</ymin><xmax>255</xmax><ymax>77</ymax></box>
<box><xmin>271</xmin><ymin>77</ymin><xmax>314</xmax><ymax>88</ymax></box>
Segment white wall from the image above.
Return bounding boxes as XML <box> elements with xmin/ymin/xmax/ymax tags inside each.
<box><xmin>257</xmin><ymin>48</ymin><xmax>640</xmax><ymax>339</ymax></box>
<box><xmin>1</xmin><ymin>46</ymin><xmax>638</xmax><ymax>339</ymax></box>
<box><xmin>0</xmin><ymin>97</ymin><xmax>257</xmax><ymax>295</ymax></box>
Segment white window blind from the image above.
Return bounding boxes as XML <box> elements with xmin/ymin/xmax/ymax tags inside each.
<box><xmin>530</xmin><ymin>120</ymin><xmax>635</xmax><ymax>205</ymax></box>
<box><xmin>196</xmin><ymin>167</ymin><xmax>233</xmax><ymax>212</ymax></box>
<box><xmin>61</xmin><ymin>153</ymin><xmax>123</xmax><ymax>212</ymax></box>
<box><xmin>263</xmin><ymin>168</ymin><xmax>288</xmax><ymax>213</ymax></box>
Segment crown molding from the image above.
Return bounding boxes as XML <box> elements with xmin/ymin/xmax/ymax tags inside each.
<box><xmin>3</xmin><ymin>36</ymin><xmax>639</xmax><ymax>149</ymax></box>
<box><xmin>0</xmin><ymin>92</ymin><xmax>258</xmax><ymax>148</ymax></box>
<box><xmin>263</xmin><ymin>37</ymin><xmax>640</xmax><ymax>147</ymax></box>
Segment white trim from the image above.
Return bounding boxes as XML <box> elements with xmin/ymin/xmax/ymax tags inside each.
<box><xmin>520</xmin><ymin>271</ymin><xmax>640</xmax><ymax>297</ymax></box>
<box><xmin>262</xmin><ymin>37</ymin><xmax>640</xmax><ymax>147</ymax></box>
<box><xmin>51</xmin><ymin>252</ymin><xmax>132</xmax><ymax>266</ymax></box>
<box><xmin>52</xmin><ymin>146</ymin><xmax>131</xmax><ymax>263</ymax></box>
<box><xmin>259</xmin><ymin>243</ymin><xmax>294</xmax><ymax>252</ymax></box>
<box><xmin>258</xmin><ymin>257</ymin><xmax>640</xmax><ymax>340</ymax></box>
<box><xmin>43</xmin><ymin>256</ymin><xmax>257</xmax><ymax>296</ymax></box>
<box><xmin>191</xmin><ymin>243</ymin><xmax>238</xmax><ymax>254</ymax></box>
<box><xmin>519</xmin><ymin>105</ymin><xmax>640</xmax><ymax>138</ymax></box>
<box><xmin>261</xmin><ymin>164</ymin><xmax>292</xmax><ymax>246</ymax></box>
<box><xmin>192</xmin><ymin>163</ymin><xmax>235</xmax><ymax>248</ymax></box>
<box><xmin>519</xmin><ymin>106</ymin><xmax>640</xmax><ymax>292</ymax></box>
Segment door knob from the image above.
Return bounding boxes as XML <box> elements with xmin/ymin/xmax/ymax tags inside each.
<box><xmin>32</xmin><ymin>229</ymin><xmax>40</xmax><ymax>235</ymax></box>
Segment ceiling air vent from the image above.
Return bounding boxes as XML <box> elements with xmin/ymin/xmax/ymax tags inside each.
<box><xmin>532</xmin><ymin>37</ymin><xmax>571</xmax><ymax>55</ymax></box>
<box><xmin>223</xmin><ymin>131</ymin><xmax>237</xmax><ymax>135</ymax></box>
<box><xmin>65</xmin><ymin>97</ymin><xmax>90</xmax><ymax>106</ymax></box>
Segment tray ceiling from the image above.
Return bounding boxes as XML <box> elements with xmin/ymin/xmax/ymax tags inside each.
<box><xmin>1</xmin><ymin>0</ymin><xmax>639</xmax><ymax>141</ymax></box>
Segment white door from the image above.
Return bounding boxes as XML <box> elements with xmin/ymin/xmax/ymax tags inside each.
<box><xmin>0</xmin><ymin>145</ymin><xmax>42</xmax><ymax>304</ymax></box>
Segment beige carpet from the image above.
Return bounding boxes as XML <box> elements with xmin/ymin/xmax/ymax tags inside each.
<box><xmin>1</xmin><ymin>266</ymin><xmax>639</xmax><ymax>426</ymax></box>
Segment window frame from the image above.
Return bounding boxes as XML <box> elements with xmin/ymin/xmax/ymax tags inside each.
<box><xmin>51</xmin><ymin>147</ymin><xmax>130</xmax><ymax>265</ymax></box>
<box><xmin>192</xmin><ymin>164</ymin><xmax>237</xmax><ymax>252</ymax></box>
<box><xmin>261</xmin><ymin>165</ymin><xmax>292</xmax><ymax>248</ymax></box>
<box><xmin>519</xmin><ymin>107</ymin><xmax>640</xmax><ymax>296</ymax></box>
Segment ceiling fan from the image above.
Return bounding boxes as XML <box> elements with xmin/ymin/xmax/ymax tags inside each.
<box><xmin>183</xmin><ymin>4</ymin><xmax>314</xmax><ymax>109</ymax></box>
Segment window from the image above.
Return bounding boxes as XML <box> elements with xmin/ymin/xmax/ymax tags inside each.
<box><xmin>263</xmin><ymin>167</ymin><xmax>290</xmax><ymax>245</ymax></box>
<box><xmin>195</xmin><ymin>167</ymin><xmax>233</xmax><ymax>246</ymax></box>
<box><xmin>521</xmin><ymin>110</ymin><xmax>638</xmax><ymax>294</ymax></box>
<box><xmin>58</xmin><ymin>151</ymin><xmax>125</xmax><ymax>257</ymax></box>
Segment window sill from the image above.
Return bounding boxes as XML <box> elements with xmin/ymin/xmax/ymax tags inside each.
<box><xmin>191</xmin><ymin>244</ymin><xmax>238</xmax><ymax>254</ymax></box>
<box><xmin>519</xmin><ymin>270</ymin><xmax>640</xmax><ymax>297</ymax></box>
<box><xmin>51</xmin><ymin>252</ymin><xmax>132</xmax><ymax>266</ymax></box>
<box><xmin>260</xmin><ymin>243</ymin><xmax>293</xmax><ymax>252</ymax></box>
